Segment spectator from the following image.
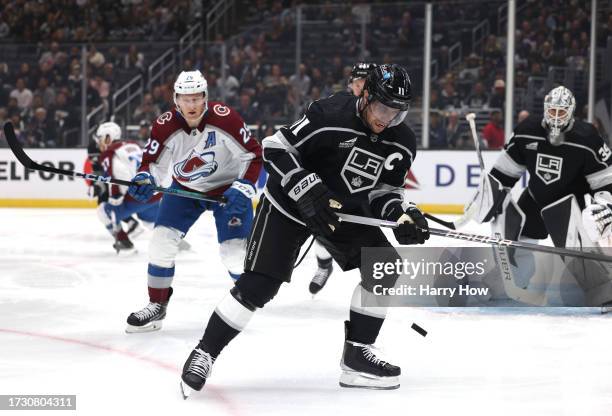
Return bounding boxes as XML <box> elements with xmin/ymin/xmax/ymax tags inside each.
<box><xmin>51</xmin><ymin>91</ymin><xmax>77</xmax><ymax>135</ymax></box>
<box><xmin>459</xmin><ymin>53</ymin><xmax>481</xmax><ymax>81</ymax></box>
<box><xmin>262</xmin><ymin>64</ymin><xmax>288</xmax><ymax>116</ymax></box>
<box><xmin>488</xmin><ymin>79</ymin><xmax>505</xmax><ymax>109</ymax></box>
<box><xmin>464</xmin><ymin>82</ymin><xmax>489</xmax><ymax>108</ymax></box>
<box><xmin>10</xmin><ymin>114</ymin><xmax>27</xmax><ymax>145</ymax></box>
<box><xmin>397</xmin><ymin>11</ymin><xmax>415</xmax><ymax>46</ymax></box>
<box><xmin>133</xmin><ymin>93</ymin><xmax>161</xmax><ymax>124</ymax></box>
<box><xmin>483</xmin><ymin>35</ymin><xmax>503</xmax><ymax>68</ymax></box>
<box><xmin>10</xmin><ymin>78</ymin><xmax>34</xmax><ymax>110</ymax></box>
<box><xmin>26</xmin><ymin>107</ymin><xmax>57</xmax><ymax>147</ymax></box>
<box><xmin>87</xmin><ymin>45</ymin><xmax>106</xmax><ymax>70</ymax></box>
<box><xmin>7</xmin><ymin>97</ymin><xmax>21</xmax><ymax>118</ymax></box>
<box><xmin>446</xmin><ymin>111</ymin><xmax>468</xmax><ymax>148</ymax></box>
<box><xmin>124</xmin><ymin>45</ymin><xmax>145</xmax><ymax>73</ymax></box>
<box><xmin>517</xmin><ymin>110</ymin><xmax>530</xmax><ymax>124</ymax></box>
<box><xmin>288</xmin><ymin>63</ymin><xmax>311</xmax><ymax>114</ymax></box>
<box><xmin>0</xmin><ymin>107</ymin><xmax>7</xmax><ymax>130</ymax></box>
<box><xmin>439</xmin><ymin>81</ymin><xmax>459</xmax><ymax>110</ymax></box>
<box><xmin>15</xmin><ymin>63</ymin><xmax>36</xmax><ymax>89</ymax></box>
<box><xmin>482</xmin><ymin>110</ymin><xmax>504</xmax><ymax>149</ymax></box>
<box><xmin>429</xmin><ymin>112</ymin><xmax>447</xmax><ymax>149</ymax></box>
<box><xmin>136</xmin><ymin>120</ymin><xmax>151</xmax><ymax>145</ymax></box>
<box><xmin>35</xmin><ymin>77</ymin><xmax>56</xmax><ymax>108</ymax></box>
<box><xmin>0</xmin><ymin>14</ymin><xmax>9</xmax><ymax>39</ymax></box>
<box><xmin>237</xmin><ymin>93</ymin><xmax>260</xmax><ymax>125</ymax></box>
<box><xmin>89</xmin><ymin>74</ymin><xmax>111</xmax><ymax>103</ymax></box>
<box><xmin>540</xmin><ymin>41</ymin><xmax>559</xmax><ymax>67</ymax></box>
<box><xmin>38</xmin><ymin>42</ymin><xmax>62</xmax><ymax>69</ymax></box>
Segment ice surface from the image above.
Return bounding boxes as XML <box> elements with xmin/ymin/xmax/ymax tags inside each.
<box><xmin>1</xmin><ymin>208</ymin><xmax>611</xmax><ymax>416</ymax></box>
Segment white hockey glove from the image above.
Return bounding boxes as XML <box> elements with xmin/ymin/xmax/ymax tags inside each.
<box><xmin>464</xmin><ymin>172</ymin><xmax>508</xmax><ymax>224</ymax></box>
<box><xmin>582</xmin><ymin>191</ymin><xmax>612</xmax><ymax>241</ymax></box>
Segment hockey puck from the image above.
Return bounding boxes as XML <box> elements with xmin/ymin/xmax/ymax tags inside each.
<box><xmin>411</xmin><ymin>323</ymin><xmax>427</xmax><ymax>337</ymax></box>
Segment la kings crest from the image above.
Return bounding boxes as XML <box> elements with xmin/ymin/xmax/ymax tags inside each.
<box><xmin>535</xmin><ymin>153</ymin><xmax>563</xmax><ymax>185</ymax></box>
<box><xmin>341</xmin><ymin>147</ymin><xmax>385</xmax><ymax>193</ymax></box>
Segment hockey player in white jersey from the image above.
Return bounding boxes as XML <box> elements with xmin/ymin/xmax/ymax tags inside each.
<box><xmin>94</xmin><ymin>122</ymin><xmax>161</xmax><ymax>253</ymax></box>
<box><xmin>125</xmin><ymin>70</ymin><xmax>262</xmax><ymax>333</ymax></box>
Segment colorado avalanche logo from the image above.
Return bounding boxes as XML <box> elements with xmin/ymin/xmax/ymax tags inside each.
<box><xmin>173</xmin><ymin>150</ymin><xmax>219</xmax><ymax>182</ymax></box>
<box><xmin>213</xmin><ymin>104</ymin><xmax>230</xmax><ymax>117</ymax></box>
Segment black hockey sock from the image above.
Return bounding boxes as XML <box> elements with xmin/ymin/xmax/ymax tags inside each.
<box><xmin>198</xmin><ymin>312</ymin><xmax>241</xmax><ymax>358</ymax></box>
<box><xmin>317</xmin><ymin>256</ymin><xmax>333</xmax><ymax>268</ymax></box>
<box><xmin>347</xmin><ymin>310</ymin><xmax>385</xmax><ymax>345</ymax></box>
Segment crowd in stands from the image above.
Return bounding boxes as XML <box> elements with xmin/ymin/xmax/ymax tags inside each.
<box><xmin>0</xmin><ymin>0</ymin><xmax>607</xmax><ymax>150</ymax></box>
<box><xmin>0</xmin><ymin>0</ymin><xmax>200</xmax><ymax>147</ymax></box>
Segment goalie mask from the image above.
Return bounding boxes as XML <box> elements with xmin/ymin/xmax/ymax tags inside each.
<box><xmin>94</xmin><ymin>121</ymin><xmax>121</xmax><ymax>151</ymax></box>
<box><xmin>173</xmin><ymin>70</ymin><xmax>208</xmax><ymax>123</ymax></box>
<box><xmin>542</xmin><ymin>86</ymin><xmax>575</xmax><ymax>145</ymax></box>
<box><xmin>362</xmin><ymin>64</ymin><xmax>412</xmax><ymax>131</ymax></box>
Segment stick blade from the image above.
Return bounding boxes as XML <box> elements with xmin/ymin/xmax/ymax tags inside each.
<box><xmin>3</xmin><ymin>122</ymin><xmax>33</xmax><ymax>168</ymax></box>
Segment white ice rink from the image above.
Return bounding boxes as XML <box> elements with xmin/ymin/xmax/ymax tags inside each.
<box><xmin>1</xmin><ymin>208</ymin><xmax>611</xmax><ymax>416</ymax></box>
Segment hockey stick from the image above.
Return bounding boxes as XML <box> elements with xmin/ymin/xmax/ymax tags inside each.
<box><xmin>337</xmin><ymin>213</ymin><xmax>612</xmax><ymax>263</ymax></box>
<box><xmin>3</xmin><ymin>122</ymin><xmax>226</xmax><ymax>204</ymax></box>
<box><xmin>419</xmin><ymin>114</ymin><xmax>484</xmax><ymax>231</ymax></box>
<box><xmin>465</xmin><ymin>112</ymin><xmax>485</xmax><ymax>170</ymax></box>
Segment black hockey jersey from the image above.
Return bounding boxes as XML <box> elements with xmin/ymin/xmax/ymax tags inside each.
<box><xmin>491</xmin><ymin>115</ymin><xmax>612</xmax><ymax>208</ymax></box>
<box><xmin>262</xmin><ymin>91</ymin><xmax>417</xmax><ymax>224</ymax></box>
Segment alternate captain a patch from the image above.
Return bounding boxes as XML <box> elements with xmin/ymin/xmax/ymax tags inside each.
<box><xmin>341</xmin><ymin>147</ymin><xmax>385</xmax><ymax>193</ymax></box>
<box><xmin>535</xmin><ymin>153</ymin><xmax>562</xmax><ymax>185</ymax></box>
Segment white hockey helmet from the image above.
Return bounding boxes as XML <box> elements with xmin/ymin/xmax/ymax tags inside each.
<box><xmin>173</xmin><ymin>70</ymin><xmax>208</xmax><ymax>120</ymax></box>
<box><xmin>543</xmin><ymin>85</ymin><xmax>575</xmax><ymax>145</ymax></box>
<box><xmin>94</xmin><ymin>121</ymin><xmax>121</xmax><ymax>145</ymax></box>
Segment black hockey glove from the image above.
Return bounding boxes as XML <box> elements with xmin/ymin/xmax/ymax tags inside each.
<box><xmin>284</xmin><ymin>172</ymin><xmax>342</xmax><ymax>237</ymax></box>
<box><xmin>383</xmin><ymin>201</ymin><xmax>430</xmax><ymax>245</ymax></box>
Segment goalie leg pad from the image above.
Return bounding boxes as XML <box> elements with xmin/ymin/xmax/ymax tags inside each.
<box><xmin>466</xmin><ymin>172</ymin><xmax>508</xmax><ymax>224</ymax></box>
<box><xmin>541</xmin><ymin>194</ymin><xmax>612</xmax><ymax>306</ymax></box>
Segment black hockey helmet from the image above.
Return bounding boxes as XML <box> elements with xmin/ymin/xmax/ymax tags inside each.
<box><xmin>350</xmin><ymin>62</ymin><xmax>377</xmax><ymax>82</ymax></box>
<box><xmin>364</xmin><ymin>64</ymin><xmax>412</xmax><ymax>111</ymax></box>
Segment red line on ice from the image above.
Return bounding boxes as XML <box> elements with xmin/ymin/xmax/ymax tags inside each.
<box><xmin>0</xmin><ymin>327</ymin><xmax>241</xmax><ymax>416</ymax></box>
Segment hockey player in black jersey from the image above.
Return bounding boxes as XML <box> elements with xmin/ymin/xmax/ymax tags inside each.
<box><xmin>469</xmin><ymin>85</ymin><xmax>612</xmax><ymax>305</ymax></box>
<box><xmin>309</xmin><ymin>61</ymin><xmax>378</xmax><ymax>296</ymax></box>
<box><xmin>180</xmin><ymin>64</ymin><xmax>430</xmax><ymax>397</ymax></box>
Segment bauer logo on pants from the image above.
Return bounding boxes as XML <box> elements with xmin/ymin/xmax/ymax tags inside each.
<box><xmin>535</xmin><ymin>153</ymin><xmax>563</xmax><ymax>185</ymax></box>
<box><xmin>341</xmin><ymin>147</ymin><xmax>385</xmax><ymax>193</ymax></box>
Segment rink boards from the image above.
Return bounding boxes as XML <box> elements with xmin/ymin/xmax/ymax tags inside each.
<box><xmin>0</xmin><ymin>149</ymin><xmax>525</xmax><ymax>212</ymax></box>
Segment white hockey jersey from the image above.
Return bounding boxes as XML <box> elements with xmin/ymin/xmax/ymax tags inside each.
<box><xmin>139</xmin><ymin>102</ymin><xmax>262</xmax><ymax>196</ymax></box>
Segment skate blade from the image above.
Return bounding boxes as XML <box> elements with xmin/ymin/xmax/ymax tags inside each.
<box><xmin>339</xmin><ymin>370</ymin><xmax>399</xmax><ymax>390</ymax></box>
<box><xmin>180</xmin><ymin>380</ymin><xmax>195</xmax><ymax>399</ymax></box>
<box><xmin>115</xmin><ymin>247</ymin><xmax>138</xmax><ymax>256</ymax></box>
<box><xmin>125</xmin><ymin>320</ymin><xmax>162</xmax><ymax>333</ymax></box>
<box><xmin>601</xmin><ymin>306</ymin><xmax>611</xmax><ymax>314</ymax></box>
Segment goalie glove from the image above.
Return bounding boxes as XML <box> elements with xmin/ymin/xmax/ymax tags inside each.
<box><xmin>582</xmin><ymin>191</ymin><xmax>612</xmax><ymax>241</ymax></box>
<box><xmin>464</xmin><ymin>172</ymin><xmax>508</xmax><ymax>224</ymax></box>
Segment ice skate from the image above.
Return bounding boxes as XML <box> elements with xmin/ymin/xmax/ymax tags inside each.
<box><xmin>113</xmin><ymin>229</ymin><xmax>135</xmax><ymax>254</ymax></box>
<box><xmin>339</xmin><ymin>321</ymin><xmax>400</xmax><ymax>390</ymax></box>
<box><xmin>309</xmin><ymin>257</ymin><xmax>333</xmax><ymax>296</ymax></box>
<box><xmin>180</xmin><ymin>347</ymin><xmax>215</xmax><ymax>399</ymax></box>
<box><xmin>126</xmin><ymin>288</ymin><xmax>172</xmax><ymax>333</ymax></box>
